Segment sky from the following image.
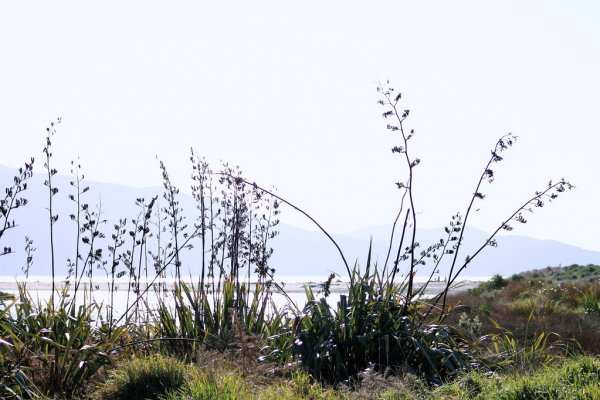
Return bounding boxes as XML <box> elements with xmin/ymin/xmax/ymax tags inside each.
<box><xmin>1</xmin><ymin>1</ymin><xmax>599</xmax><ymax>252</ymax></box>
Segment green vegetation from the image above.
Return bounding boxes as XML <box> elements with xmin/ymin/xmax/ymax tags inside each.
<box><xmin>1</xmin><ymin>84</ymin><xmax>591</xmax><ymax>399</ymax></box>
<box><xmin>92</xmin><ymin>355</ymin><xmax>187</xmax><ymax>400</ymax></box>
<box><xmin>290</xmin><ymin>263</ymin><xmax>471</xmax><ymax>385</ymax></box>
<box><xmin>432</xmin><ymin>356</ymin><xmax>600</xmax><ymax>399</ymax></box>
<box><xmin>94</xmin><ymin>355</ymin><xmax>345</xmax><ymax>400</ymax></box>
<box><xmin>466</xmin><ymin>274</ymin><xmax>508</xmax><ymax>296</ymax></box>
<box><xmin>517</xmin><ymin>263</ymin><xmax>600</xmax><ymax>284</ymax></box>
<box><xmin>447</xmin><ymin>265</ymin><xmax>600</xmax><ymax>357</ymax></box>
<box><xmin>74</xmin><ymin>352</ymin><xmax>600</xmax><ymax>399</ymax></box>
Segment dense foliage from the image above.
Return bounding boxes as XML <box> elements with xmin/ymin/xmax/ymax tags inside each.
<box><xmin>0</xmin><ymin>83</ymin><xmax>586</xmax><ymax>399</ymax></box>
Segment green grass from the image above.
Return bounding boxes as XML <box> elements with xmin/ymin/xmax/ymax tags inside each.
<box><xmin>431</xmin><ymin>356</ymin><xmax>600</xmax><ymax>399</ymax></box>
<box><xmin>445</xmin><ymin>266</ymin><xmax>600</xmax><ymax>355</ymax></box>
<box><xmin>514</xmin><ymin>264</ymin><xmax>600</xmax><ymax>284</ymax></box>
<box><xmin>90</xmin><ymin>355</ymin><xmax>600</xmax><ymax>400</ymax></box>
<box><xmin>91</xmin><ymin>355</ymin><xmax>187</xmax><ymax>400</ymax></box>
<box><xmin>3</xmin><ymin>265</ymin><xmax>599</xmax><ymax>399</ymax></box>
<box><xmin>93</xmin><ymin>355</ymin><xmax>343</xmax><ymax>400</ymax></box>
<box><xmin>0</xmin><ymin>266</ymin><xmax>595</xmax><ymax>400</ymax></box>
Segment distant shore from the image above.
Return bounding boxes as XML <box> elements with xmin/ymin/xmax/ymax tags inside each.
<box><xmin>0</xmin><ymin>276</ymin><xmax>482</xmax><ymax>298</ymax></box>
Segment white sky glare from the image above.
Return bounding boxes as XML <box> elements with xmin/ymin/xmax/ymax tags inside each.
<box><xmin>1</xmin><ymin>1</ymin><xmax>599</xmax><ymax>251</ymax></box>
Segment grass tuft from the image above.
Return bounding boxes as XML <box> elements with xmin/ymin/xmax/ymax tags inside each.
<box><xmin>92</xmin><ymin>355</ymin><xmax>186</xmax><ymax>400</ymax></box>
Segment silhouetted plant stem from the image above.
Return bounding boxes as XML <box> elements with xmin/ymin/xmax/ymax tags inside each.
<box><xmin>217</xmin><ymin>173</ymin><xmax>352</xmax><ymax>284</ymax></box>
<box><xmin>0</xmin><ymin>158</ymin><xmax>34</xmax><ymax>253</ymax></box>
<box><xmin>246</xmin><ymin>190</ymin><xmax>253</xmax><ymax>307</ymax></box>
<box><xmin>399</xmin><ymin>124</ymin><xmax>417</xmax><ymax>312</ymax></box>
<box><xmin>378</xmin><ymin>82</ymin><xmax>418</xmax><ymax>312</ymax></box>
<box><xmin>42</xmin><ymin>119</ymin><xmax>60</xmax><ymax>304</ymax></box>
<box><xmin>67</xmin><ymin>158</ymin><xmax>90</xmax><ymax>301</ymax></box>
<box><xmin>71</xmin><ymin>202</ymin><xmax>105</xmax><ymax>306</ymax></box>
<box><xmin>123</xmin><ymin>208</ymin><xmax>146</xmax><ymax>324</ymax></box>
<box><xmin>134</xmin><ymin>196</ymin><xmax>156</xmax><ymax>323</ymax></box>
<box><xmin>107</xmin><ymin>218</ymin><xmax>126</xmax><ymax>335</ymax></box>
<box><xmin>150</xmin><ymin>205</ymin><xmax>168</xmax><ymax>297</ymax></box>
<box><xmin>190</xmin><ymin>150</ymin><xmax>209</xmax><ymax>295</ymax></box>
<box><xmin>115</xmin><ymin>224</ymin><xmax>201</xmax><ymax>326</ymax></box>
<box><xmin>382</xmin><ymin>188</ymin><xmax>408</xmax><ymax>280</ymax></box>
<box><xmin>436</xmin><ymin>178</ymin><xmax>573</xmax><ymax>315</ymax></box>
<box><xmin>210</xmin><ymin>188</ymin><xmax>221</xmax><ymax>297</ymax></box>
<box><xmin>390</xmin><ymin>208</ymin><xmax>410</xmax><ymax>290</ymax></box>
<box><xmin>159</xmin><ymin>160</ymin><xmax>187</xmax><ymax>295</ymax></box>
<box><xmin>440</xmin><ymin>134</ymin><xmax>516</xmax><ymax>311</ymax></box>
<box><xmin>22</xmin><ymin>236</ymin><xmax>35</xmax><ymax>280</ymax></box>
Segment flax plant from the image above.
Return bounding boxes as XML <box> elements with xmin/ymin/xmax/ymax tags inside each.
<box><xmin>0</xmin><ymin>159</ymin><xmax>34</xmax><ymax>252</ymax></box>
<box><xmin>375</xmin><ymin>82</ymin><xmax>573</xmax><ymax>319</ymax></box>
<box><xmin>122</xmin><ymin>197</ymin><xmax>157</xmax><ymax>324</ymax></box>
<box><xmin>66</xmin><ymin>158</ymin><xmax>89</xmax><ymax>300</ymax></box>
<box><xmin>159</xmin><ymin>160</ymin><xmax>188</xmax><ymax>294</ymax></box>
<box><xmin>256</xmin><ymin>82</ymin><xmax>574</xmax><ymax>386</ymax></box>
<box><xmin>0</xmin><ymin>83</ymin><xmax>577</xmax><ymax>396</ymax></box>
<box><xmin>153</xmin><ymin>156</ymin><xmax>282</xmax><ymax>357</ymax></box>
<box><xmin>289</xmin><ymin>247</ymin><xmax>472</xmax><ymax>385</ymax></box>
<box><xmin>73</xmin><ymin>202</ymin><xmax>106</xmax><ymax>306</ymax></box>
<box><xmin>0</xmin><ymin>284</ymin><xmax>119</xmax><ymax>398</ymax></box>
<box><xmin>42</xmin><ymin>119</ymin><xmax>60</xmax><ymax>302</ymax></box>
<box><xmin>106</xmin><ymin>218</ymin><xmax>127</xmax><ymax>334</ymax></box>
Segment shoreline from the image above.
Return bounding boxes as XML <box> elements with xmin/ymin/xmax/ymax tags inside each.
<box><xmin>0</xmin><ymin>278</ymin><xmax>480</xmax><ymax>297</ymax></box>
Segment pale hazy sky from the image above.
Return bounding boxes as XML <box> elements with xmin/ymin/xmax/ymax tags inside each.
<box><xmin>1</xmin><ymin>1</ymin><xmax>599</xmax><ymax>251</ymax></box>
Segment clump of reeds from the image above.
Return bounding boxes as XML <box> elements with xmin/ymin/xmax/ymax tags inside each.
<box><xmin>0</xmin><ymin>119</ymin><xmax>286</xmax><ymax>397</ymax></box>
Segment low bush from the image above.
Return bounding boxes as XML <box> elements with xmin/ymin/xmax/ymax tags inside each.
<box><xmin>446</xmin><ymin>268</ymin><xmax>600</xmax><ymax>356</ymax></box>
<box><xmin>170</xmin><ymin>368</ymin><xmax>248</xmax><ymax>400</ymax></box>
<box><xmin>430</xmin><ymin>356</ymin><xmax>600</xmax><ymax>399</ymax></box>
<box><xmin>0</xmin><ymin>285</ymin><xmax>121</xmax><ymax>399</ymax></box>
<box><xmin>289</xmin><ymin>262</ymin><xmax>473</xmax><ymax>385</ymax></box>
<box><xmin>467</xmin><ymin>274</ymin><xmax>508</xmax><ymax>297</ymax></box>
<box><xmin>582</xmin><ymin>288</ymin><xmax>600</xmax><ymax>316</ymax></box>
<box><xmin>92</xmin><ymin>355</ymin><xmax>186</xmax><ymax>400</ymax></box>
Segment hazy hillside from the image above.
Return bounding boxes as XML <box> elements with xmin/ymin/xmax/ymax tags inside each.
<box><xmin>272</xmin><ymin>224</ymin><xmax>600</xmax><ymax>277</ymax></box>
<box><xmin>1</xmin><ymin>165</ymin><xmax>599</xmax><ymax>278</ymax></box>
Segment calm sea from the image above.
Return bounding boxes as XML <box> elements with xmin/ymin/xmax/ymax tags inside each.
<box><xmin>0</xmin><ymin>274</ymin><xmax>489</xmax><ymax>317</ymax></box>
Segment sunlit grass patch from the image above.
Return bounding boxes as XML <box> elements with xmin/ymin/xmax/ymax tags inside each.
<box><xmin>91</xmin><ymin>355</ymin><xmax>187</xmax><ymax>400</ymax></box>
<box><xmin>445</xmin><ymin>270</ymin><xmax>600</xmax><ymax>356</ymax></box>
<box><xmin>429</xmin><ymin>356</ymin><xmax>600</xmax><ymax>400</ymax></box>
<box><xmin>496</xmin><ymin>356</ymin><xmax>600</xmax><ymax>400</ymax></box>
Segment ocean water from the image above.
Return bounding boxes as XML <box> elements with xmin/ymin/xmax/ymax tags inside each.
<box><xmin>0</xmin><ymin>274</ymin><xmax>489</xmax><ymax>317</ymax></box>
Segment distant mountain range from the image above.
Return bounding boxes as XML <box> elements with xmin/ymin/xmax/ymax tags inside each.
<box><xmin>271</xmin><ymin>224</ymin><xmax>600</xmax><ymax>278</ymax></box>
<box><xmin>1</xmin><ymin>164</ymin><xmax>599</xmax><ymax>278</ymax></box>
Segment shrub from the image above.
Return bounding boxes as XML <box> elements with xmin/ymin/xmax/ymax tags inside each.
<box><xmin>92</xmin><ymin>355</ymin><xmax>186</xmax><ymax>400</ymax></box>
<box><xmin>473</xmin><ymin>304</ymin><xmax>491</xmax><ymax>316</ymax></box>
<box><xmin>0</xmin><ymin>285</ymin><xmax>118</xmax><ymax>398</ymax></box>
<box><xmin>467</xmin><ymin>275</ymin><xmax>508</xmax><ymax>296</ymax></box>
<box><xmin>510</xmin><ymin>274</ymin><xmax>524</xmax><ymax>281</ymax></box>
<box><xmin>458</xmin><ymin>313</ymin><xmax>482</xmax><ymax>337</ymax></box>
<box><xmin>259</xmin><ymin>82</ymin><xmax>574</xmax><ymax>386</ymax></box>
<box><xmin>174</xmin><ymin>369</ymin><xmax>248</xmax><ymax>400</ymax></box>
<box><xmin>582</xmin><ymin>288</ymin><xmax>600</xmax><ymax>316</ymax></box>
<box><xmin>290</xmin><ymin>262</ymin><xmax>472</xmax><ymax>385</ymax></box>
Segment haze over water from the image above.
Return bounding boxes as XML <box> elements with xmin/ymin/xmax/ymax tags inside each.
<box><xmin>0</xmin><ymin>274</ymin><xmax>487</xmax><ymax>316</ymax></box>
